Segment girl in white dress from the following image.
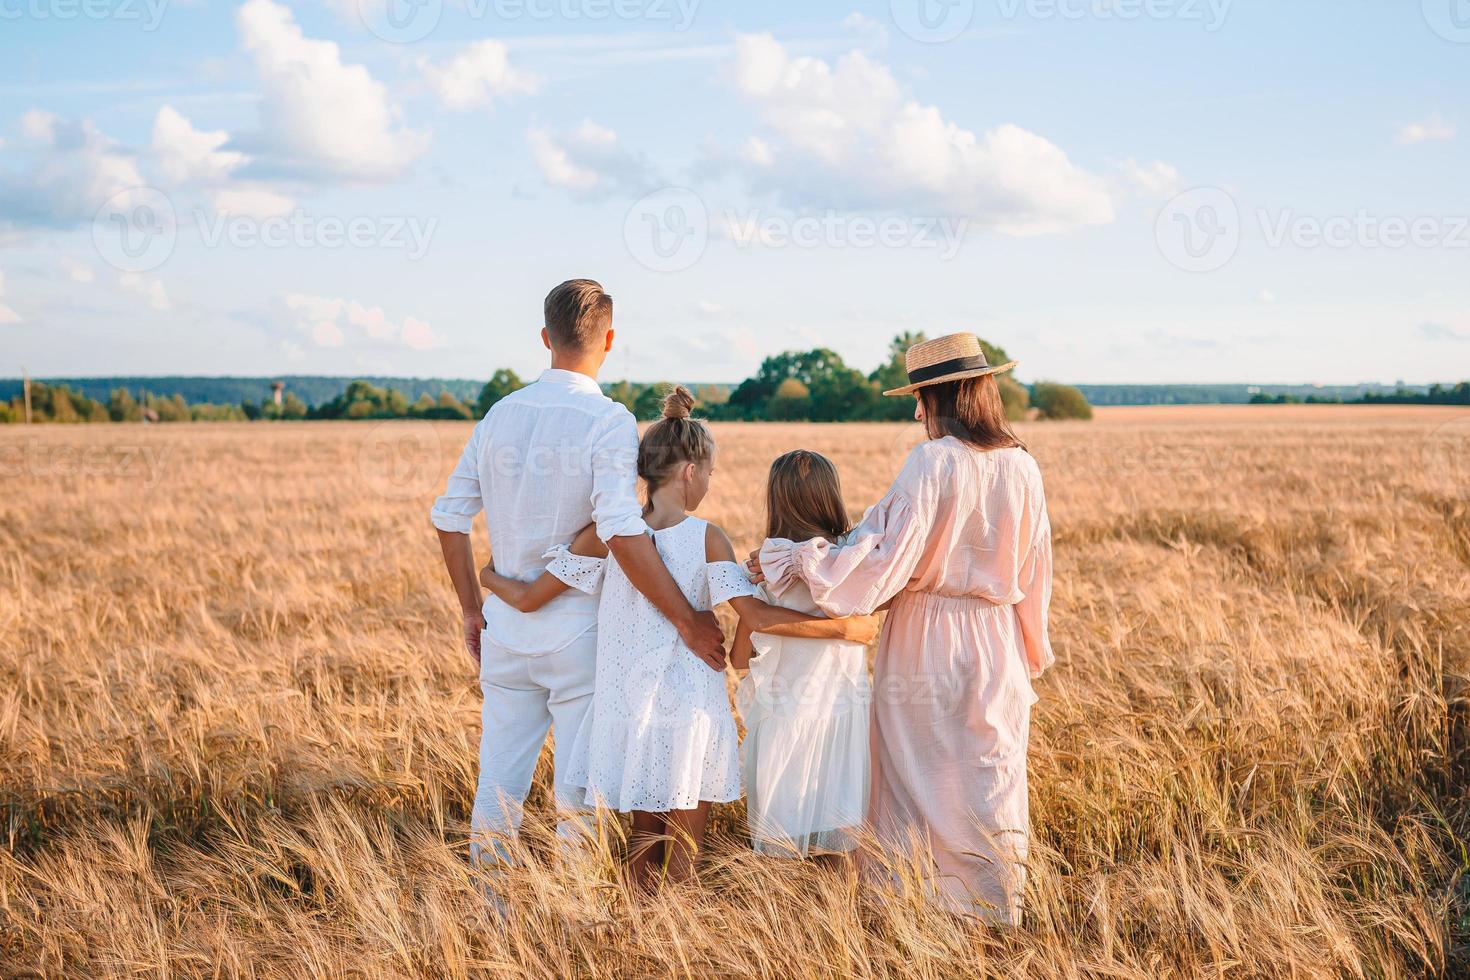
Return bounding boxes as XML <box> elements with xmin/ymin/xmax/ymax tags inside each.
<box><xmin>480</xmin><ymin>387</ymin><xmax>840</xmax><ymax>886</ymax></box>
<box><xmin>733</xmin><ymin>451</ymin><xmax>872</xmax><ymax>864</ymax></box>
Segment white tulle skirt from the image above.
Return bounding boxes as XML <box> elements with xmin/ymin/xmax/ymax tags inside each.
<box><xmin>737</xmin><ymin>634</ymin><xmax>870</xmax><ymax>858</ymax></box>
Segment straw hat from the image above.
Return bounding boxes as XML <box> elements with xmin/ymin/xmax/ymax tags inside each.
<box><xmin>882</xmin><ymin>332</ymin><xmax>1018</xmax><ymax>397</ymax></box>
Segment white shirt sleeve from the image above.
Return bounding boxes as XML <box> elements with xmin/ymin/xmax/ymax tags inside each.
<box><xmin>429</xmin><ymin>420</ymin><xmax>484</xmax><ymax>534</ymax></box>
<box><xmin>590</xmin><ymin>408</ymin><xmax>648</xmax><ymax>541</ymax></box>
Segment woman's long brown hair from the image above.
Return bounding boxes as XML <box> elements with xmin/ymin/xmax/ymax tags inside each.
<box><xmin>917</xmin><ymin>374</ymin><xmax>1025</xmax><ymax>451</ymax></box>
<box><xmin>765</xmin><ymin>450</ymin><xmax>851</xmax><ymax>544</ymax></box>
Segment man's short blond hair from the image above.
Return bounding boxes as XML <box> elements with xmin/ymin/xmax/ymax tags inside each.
<box><xmin>544</xmin><ymin>279</ymin><xmax>613</xmax><ymax>350</ymax></box>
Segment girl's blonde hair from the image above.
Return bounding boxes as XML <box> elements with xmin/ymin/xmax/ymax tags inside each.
<box><xmin>637</xmin><ymin>386</ymin><xmax>715</xmax><ymax>494</ymax></box>
<box><xmin>765</xmin><ymin>450</ymin><xmax>850</xmax><ymax>544</ymax></box>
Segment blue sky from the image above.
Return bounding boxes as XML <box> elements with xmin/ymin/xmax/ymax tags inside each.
<box><xmin>1</xmin><ymin>0</ymin><xmax>1467</xmax><ymax>385</ymax></box>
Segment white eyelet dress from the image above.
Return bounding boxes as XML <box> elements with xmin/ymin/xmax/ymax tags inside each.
<box><xmin>564</xmin><ymin>517</ymin><xmax>755</xmax><ymax>813</ymax></box>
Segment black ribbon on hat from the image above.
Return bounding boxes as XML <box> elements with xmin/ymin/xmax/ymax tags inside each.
<box><xmin>908</xmin><ymin>355</ymin><xmax>990</xmax><ymax>385</ymax></box>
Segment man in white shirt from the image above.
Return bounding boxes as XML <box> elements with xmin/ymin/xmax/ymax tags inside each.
<box><xmin>431</xmin><ymin>279</ymin><xmax>725</xmax><ymax>864</ymax></box>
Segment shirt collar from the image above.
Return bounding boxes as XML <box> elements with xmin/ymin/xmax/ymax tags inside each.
<box><xmin>538</xmin><ymin>368</ymin><xmax>603</xmax><ymax>394</ymax></box>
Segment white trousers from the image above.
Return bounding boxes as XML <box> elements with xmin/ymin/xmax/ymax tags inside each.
<box><xmin>471</xmin><ymin>629</ymin><xmax>597</xmax><ymax>866</ymax></box>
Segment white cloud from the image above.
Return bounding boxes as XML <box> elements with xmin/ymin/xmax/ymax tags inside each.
<box><xmin>0</xmin><ymin>269</ymin><xmax>19</xmax><ymax>324</ymax></box>
<box><xmin>119</xmin><ymin>273</ymin><xmax>172</xmax><ymax>312</ymax></box>
<box><xmin>63</xmin><ymin>257</ymin><xmax>95</xmax><ymax>283</ymax></box>
<box><xmin>728</xmin><ymin>34</ymin><xmax>1114</xmax><ymax>235</ymax></box>
<box><xmin>529</xmin><ymin>121</ymin><xmax>657</xmax><ymax>199</ymax></box>
<box><xmin>1398</xmin><ymin>114</ymin><xmax>1455</xmax><ymax>145</ymax></box>
<box><xmin>152</xmin><ymin>106</ymin><xmax>246</xmax><ymax>185</ymax></box>
<box><xmin>235</xmin><ymin>0</ymin><xmax>428</xmax><ymax>181</ymax></box>
<box><xmin>1257</xmin><ymin>289</ymin><xmax>1278</xmax><ymax>304</ymax></box>
<box><xmin>0</xmin><ymin>111</ymin><xmax>145</xmax><ymax>227</ymax></box>
<box><xmin>206</xmin><ymin>187</ymin><xmax>295</xmax><ymax>218</ymax></box>
<box><xmin>1120</xmin><ymin>158</ymin><xmax>1182</xmax><ymax>199</ymax></box>
<box><xmin>282</xmin><ymin>293</ymin><xmax>440</xmax><ymax>349</ymax></box>
<box><xmin>421</xmin><ymin>40</ymin><xmax>539</xmax><ymax>110</ymax></box>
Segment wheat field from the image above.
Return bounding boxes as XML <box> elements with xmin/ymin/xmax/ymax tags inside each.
<box><xmin>2</xmin><ymin>407</ymin><xmax>1467</xmax><ymax>978</ymax></box>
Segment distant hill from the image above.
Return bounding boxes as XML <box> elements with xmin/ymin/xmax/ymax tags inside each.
<box><xmin>0</xmin><ymin>376</ymin><xmax>1436</xmax><ymax>410</ymax></box>
<box><xmin>1074</xmin><ymin>383</ymin><xmax>1429</xmax><ymax>406</ymax></box>
<box><xmin>0</xmin><ymin>376</ymin><xmax>488</xmax><ymax>408</ymax></box>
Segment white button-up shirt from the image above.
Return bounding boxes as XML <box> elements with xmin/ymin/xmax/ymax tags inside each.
<box><xmin>430</xmin><ymin>369</ymin><xmax>647</xmax><ymax>654</ymax></box>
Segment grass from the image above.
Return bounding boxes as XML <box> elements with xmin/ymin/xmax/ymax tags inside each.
<box><xmin>1</xmin><ymin>406</ymin><xmax>1467</xmax><ymax>977</ymax></box>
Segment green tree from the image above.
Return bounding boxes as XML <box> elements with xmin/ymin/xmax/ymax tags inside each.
<box><xmin>1031</xmin><ymin>382</ymin><xmax>1093</xmax><ymax>421</ymax></box>
<box><xmin>766</xmin><ymin>377</ymin><xmax>812</xmax><ymax>420</ymax></box>
<box><xmin>731</xmin><ymin>348</ymin><xmax>878</xmax><ymax>422</ymax></box>
<box><xmin>634</xmin><ymin>383</ymin><xmax>673</xmax><ymax>421</ymax></box>
<box><xmin>108</xmin><ymin>388</ymin><xmax>142</xmax><ymax>422</ymax></box>
<box><xmin>476</xmin><ymin>369</ymin><xmax>524</xmax><ymax>417</ymax></box>
<box><xmin>280</xmin><ymin>392</ymin><xmax>308</xmax><ymax>420</ymax></box>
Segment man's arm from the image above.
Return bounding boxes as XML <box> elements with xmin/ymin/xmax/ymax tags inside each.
<box><xmin>437</xmin><ymin>529</ymin><xmax>485</xmax><ymax>664</ymax></box>
<box><xmin>431</xmin><ymin>423</ymin><xmax>487</xmax><ymax>665</ymax></box>
<box><xmin>591</xmin><ymin>410</ymin><xmax>725</xmax><ymax>670</ymax></box>
<box><xmin>606</xmin><ymin>535</ymin><xmax>726</xmax><ymax>670</ymax></box>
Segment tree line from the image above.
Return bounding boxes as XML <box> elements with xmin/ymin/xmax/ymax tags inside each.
<box><xmin>1249</xmin><ymin>382</ymin><xmax>1470</xmax><ymax>406</ymax></box>
<box><xmin>3</xmin><ymin>334</ymin><xmax>1096</xmax><ymax>425</ymax></box>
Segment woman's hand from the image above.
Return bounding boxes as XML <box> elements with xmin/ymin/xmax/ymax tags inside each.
<box><xmin>745</xmin><ymin>549</ymin><xmax>765</xmax><ymax>585</ymax></box>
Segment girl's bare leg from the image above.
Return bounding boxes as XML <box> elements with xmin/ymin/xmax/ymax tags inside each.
<box><xmin>629</xmin><ymin>811</ymin><xmax>667</xmax><ymax>891</ymax></box>
<box><xmin>662</xmin><ymin>803</ymin><xmax>711</xmax><ymax>884</ymax></box>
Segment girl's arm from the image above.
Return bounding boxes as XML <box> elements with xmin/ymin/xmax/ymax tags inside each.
<box><xmin>705</xmin><ymin>524</ymin><xmax>827</xmax><ymax>632</ymax></box>
<box><xmin>760</xmin><ymin>614</ymin><xmax>882</xmax><ymax>645</ymax></box>
<box><xmin>730</xmin><ymin>619</ymin><xmax>756</xmax><ymax>672</ymax></box>
<box><xmin>479</xmin><ymin>524</ymin><xmax>608</xmax><ymax>614</ymax></box>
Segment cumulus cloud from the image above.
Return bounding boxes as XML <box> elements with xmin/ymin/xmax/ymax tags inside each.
<box><xmin>282</xmin><ymin>293</ymin><xmax>441</xmax><ymax>349</ymax></box>
<box><xmin>726</xmin><ymin>34</ymin><xmax>1114</xmax><ymax>235</ymax></box>
<box><xmin>0</xmin><ymin>111</ymin><xmax>146</xmax><ymax>228</ymax></box>
<box><xmin>119</xmin><ymin>273</ymin><xmax>172</xmax><ymax>312</ymax></box>
<box><xmin>1119</xmin><ymin>158</ymin><xmax>1183</xmax><ymax>199</ymax></box>
<box><xmin>1398</xmin><ymin>114</ymin><xmax>1455</xmax><ymax>145</ymax></box>
<box><xmin>235</xmin><ymin>0</ymin><xmax>428</xmax><ymax>181</ymax></box>
<box><xmin>152</xmin><ymin>106</ymin><xmax>247</xmax><ymax>185</ymax></box>
<box><xmin>529</xmin><ymin>121</ymin><xmax>657</xmax><ymax>199</ymax></box>
<box><xmin>421</xmin><ymin>40</ymin><xmax>539</xmax><ymax>110</ymax></box>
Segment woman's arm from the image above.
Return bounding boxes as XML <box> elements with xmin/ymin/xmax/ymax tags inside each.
<box><xmin>705</xmin><ymin>523</ymin><xmax>824</xmax><ymax>632</ymax></box>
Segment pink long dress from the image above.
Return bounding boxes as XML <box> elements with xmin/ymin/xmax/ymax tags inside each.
<box><xmin>760</xmin><ymin>437</ymin><xmax>1054</xmax><ymax>925</ymax></box>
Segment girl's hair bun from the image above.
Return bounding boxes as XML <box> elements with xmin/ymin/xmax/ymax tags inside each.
<box><xmin>662</xmin><ymin>385</ymin><xmax>695</xmax><ymax>420</ymax></box>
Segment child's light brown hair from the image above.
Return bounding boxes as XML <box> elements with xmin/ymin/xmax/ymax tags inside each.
<box><xmin>765</xmin><ymin>450</ymin><xmax>850</xmax><ymax>544</ymax></box>
<box><xmin>637</xmin><ymin>385</ymin><xmax>715</xmax><ymax>494</ymax></box>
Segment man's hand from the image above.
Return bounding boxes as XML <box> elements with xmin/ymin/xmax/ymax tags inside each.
<box><xmin>678</xmin><ymin>610</ymin><xmax>727</xmax><ymax>671</ymax></box>
<box><xmin>462</xmin><ymin>609</ymin><xmax>487</xmax><ymax>666</ymax></box>
<box><xmin>745</xmin><ymin>549</ymin><xmax>765</xmax><ymax>585</ymax></box>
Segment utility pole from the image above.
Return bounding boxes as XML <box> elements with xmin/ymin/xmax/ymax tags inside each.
<box><xmin>22</xmin><ymin>367</ymin><xmax>32</xmax><ymax>425</ymax></box>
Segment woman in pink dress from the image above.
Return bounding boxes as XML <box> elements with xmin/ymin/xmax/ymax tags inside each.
<box><xmin>752</xmin><ymin>333</ymin><xmax>1054</xmax><ymax>925</ymax></box>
